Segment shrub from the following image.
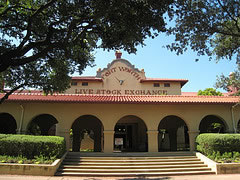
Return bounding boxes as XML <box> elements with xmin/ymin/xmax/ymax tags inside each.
<box><xmin>196</xmin><ymin>133</ymin><xmax>240</xmax><ymax>155</ymax></box>
<box><xmin>0</xmin><ymin>134</ymin><xmax>66</xmax><ymax>159</ymax></box>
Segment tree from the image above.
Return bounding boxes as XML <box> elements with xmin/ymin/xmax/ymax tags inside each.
<box><xmin>215</xmin><ymin>64</ymin><xmax>240</xmax><ymax>96</ymax></box>
<box><xmin>0</xmin><ymin>0</ymin><xmax>173</xmax><ymax>103</ymax></box>
<box><xmin>198</xmin><ymin>88</ymin><xmax>223</xmax><ymax>96</ymax></box>
<box><xmin>166</xmin><ymin>0</ymin><xmax>240</xmax><ymax>63</ymax></box>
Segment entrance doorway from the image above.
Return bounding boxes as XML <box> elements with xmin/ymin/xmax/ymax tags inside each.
<box><xmin>27</xmin><ymin>114</ymin><xmax>58</xmax><ymax>135</ymax></box>
<box><xmin>114</xmin><ymin>115</ymin><xmax>147</xmax><ymax>152</ymax></box>
<box><xmin>199</xmin><ymin>115</ymin><xmax>227</xmax><ymax>133</ymax></box>
<box><xmin>71</xmin><ymin>115</ymin><xmax>103</xmax><ymax>152</ymax></box>
<box><xmin>158</xmin><ymin>115</ymin><xmax>189</xmax><ymax>151</ymax></box>
<box><xmin>0</xmin><ymin>113</ymin><xmax>17</xmax><ymax>134</ymax></box>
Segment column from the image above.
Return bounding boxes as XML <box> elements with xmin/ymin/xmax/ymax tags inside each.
<box><xmin>103</xmin><ymin>130</ymin><xmax>115</xmax><ymax>153</ymax></box>
<box><xmin>56</xmin><ymin>125</ymin><xmax>70</xmax><ymax>151</ymax></box>
<box><xmin>188</xmin><ymin>131</ymin><xmax>200</xmax><ymax>152</ymax></box>
<box><xmin>147</xmin><ymin>130</ymin><xmax>159</xmax><ymax>152</ymax></box>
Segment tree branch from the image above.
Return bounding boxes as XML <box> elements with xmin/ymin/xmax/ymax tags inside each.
<box><xmin>0</xmin><ymin>84</ymin><xmax>25</xmax><ymax>104</ymax></box>
<box><xmin>17</xmin><ymin>0</ymin><xmax>57</xmax><ymax>51</ymax></box>
<box><xmin>217</xmin><ymin>0</ymin><xmax>240</xmax><ymax>33</ymax></box>
<box><xmin>11</xmin><ymin>43</ymin><xmax>60</xmax><ymax>67</ymax></box>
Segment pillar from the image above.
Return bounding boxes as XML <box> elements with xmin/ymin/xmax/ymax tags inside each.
<box><xmin>147</xmin><ymin>130</ymin><xmax>159</xmax><ymax>152</ymax></box>
<box><xmin>56</xmin><ymin>125</ymin><xmax>70</xmax><ymax>151</ymax></box>
<box><xmin>103</xmin><ymin>130</ymin><xmax>114</xmax><ymax>153</ymax></box>
<box><xmin>168</xmin><ymin>128</ymin><xmax>178</xmax><ymax>151</ymax></box>
<box><xmin>188</xmin><ymin>131</ymin><xmax>199</xmax><ymax>151</ymax></box>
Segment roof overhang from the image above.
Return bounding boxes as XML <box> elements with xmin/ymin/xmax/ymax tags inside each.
<box><xmin>1</xmin><ymin>93</ymin><xmax>238</xmax><ymax>105</ymax></box>
<box><xmin>140</xmin><ymin>78</ymin><xmax>188</xmax><ymax>87</ymax></box>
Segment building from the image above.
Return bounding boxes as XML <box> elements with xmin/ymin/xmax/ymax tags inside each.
<box><xmin>0</xmin><ymin>51</ymin><xmax>239</xmax><ymax>153</ymax></box>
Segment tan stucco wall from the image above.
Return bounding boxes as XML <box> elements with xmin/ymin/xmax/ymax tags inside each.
<box><xmin>1</xmin><ymin>101</ymin><xmax>239</xmax><ymax>152</ymax></box>
<box><xmin>1</xmin><ymin>102</ymin><xmax>235</xmax><ymax>132</ymax></box>
<box><xmin>66</xmin><ymin>59</ymin><xmax>182</xmax><ymax>95</ymax></box>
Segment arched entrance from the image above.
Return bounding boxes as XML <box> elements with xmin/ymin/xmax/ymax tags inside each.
<box><xmin>0</xmin><ymin>113</ymin><xmax>17</xmax><ymax>134</ymax></box>
<box><xmin>158</xmin><ymin>115</ymin><xmax>189</xmax><ymax>151</ymax></box>
<box><xmin>199</xmin><ymin>115</ymin><xmax>227</xmax><ymax>133</ymax></box>
<box><xmin>237</xmin><ymin>119</ymin><xmax>240</xmax><ymax>133</ymax></box>
<box><xmin>27</xmin><ymin>114</ymin><xmax>58</xmax><ymax>135</ymax></box>
<box><xmin>114</xmin><ymin>115</ymin><xmax>147</xmax><ymax>152</ymax></box>
<box><xmin>71</xmin><ymin>115</ymin><xmax>103</xmax><ymax>152</ymax></box>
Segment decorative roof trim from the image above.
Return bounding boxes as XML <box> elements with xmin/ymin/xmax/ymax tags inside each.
<box><xmin>96</xmin><ymin>59</ymin><xmax>142</xmax><ymax>77</ymax></box>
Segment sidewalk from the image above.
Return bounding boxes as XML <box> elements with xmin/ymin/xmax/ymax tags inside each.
<box><xmin>0</xmin><ymin>174</ymin><xmax>240</xmax><ymax>180</ymax></box>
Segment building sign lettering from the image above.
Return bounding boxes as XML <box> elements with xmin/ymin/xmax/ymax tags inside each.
<box><xmin>75</xmin><ymin>89</ymin><xmax>167</xmax><ymax>95</ymax></box>
<box><xmin>101</xmin><ymin>66</ymin><xmax>141</xmax><ymax>81</ymax></box>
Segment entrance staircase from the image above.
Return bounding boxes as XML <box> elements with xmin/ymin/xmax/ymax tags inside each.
<box><xmin>56</xmin><ymin>152</ymin><xmax>215</xmax><ymax>176</ymax></box>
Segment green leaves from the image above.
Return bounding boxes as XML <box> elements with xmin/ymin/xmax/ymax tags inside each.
<box><xmin>197</xmin><ymin>88</ymin><xmax>223</xmax><ymax>96</ymax></box>
<box><xmin>215</xmin><ymin>64</ymin><xmax>240</xmax><ymax>95</ymax></box>
<box><xmin>0</xmin><ymin>134</ymin><xmax>66</xmax><ymax>159</ymax></box>
<box><xmin>0</xmin><ymin>0</ymin><xmax>172</xmax><ymax>101</ymax></box>
<box><xmin>166</xmin><ymin>0</ymin><xmax>240</xmax><ymax>63</ymax></box>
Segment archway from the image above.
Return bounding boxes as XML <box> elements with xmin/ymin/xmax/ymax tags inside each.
<box><xmin>199</xmin><ymin>115</ymin><xmax>227</xmax><ymax>133</ymax></box>
<box><xmin>71</xmin><ymin>115</ymin><xmax>103</xmax><ymax>152</ymax></box>
<box><xmin>158</xmin><ymin>115</ymin><xmax>189</xmax><ymax>151</ymax></box>
<box><xmin>114</xmin><ymin>115</ymin><xmax>147</xmax><ymax>152</ymax></box>
<box><xmin>0</xmin><ymin>113</ymin><xmax>17</xmax><ymax>134</ymax></box>
<box><xmin>27</xmin><ymin>114</ymin><xmax>58</xmax><ymax>135</ymax></box>
<box><xmin>237</xmin><ymin>119</ymin><xmax>240</xmax><ymax>133</ymax></box>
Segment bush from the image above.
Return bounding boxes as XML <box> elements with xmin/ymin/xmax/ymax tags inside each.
<box><xmin>0</xmin><ymin>134</ymin><xmax>66</xmax><ymax>159</ymax></box>
<box><xmin>196</xmin><ymin>133</ymin><xmax>240</xmax><ymax>162</ymax></box>
<box><xmin>196</xmin><ymin>133</ymin><xmax>240</xmax><ymax>155</ymax></box>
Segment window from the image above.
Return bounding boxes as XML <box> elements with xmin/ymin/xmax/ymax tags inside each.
<box><xmin>71</xmin><ymin>81</ymin><xmax>77</xmax><ymax>86</ymax></box>
<box><xmin>153</xmin><ymin>83</ymin><xmax>160</xmax><ymax>87</ymax></box>
<box><xmin>82</xmin><ymin>82</ymin><xmax>88</xmax><ymax>86</ymax></box>
<box><xmin>164</xmin><ymin>83</ymin><xmax>170</xmax><ymax>87</ymax></box>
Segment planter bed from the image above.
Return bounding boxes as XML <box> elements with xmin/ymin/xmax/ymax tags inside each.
<box><xmin>196</xmin><ymin>152</ymin><xmax>240</xmax><ymax>174</ymax></box>
<box><xmin>0</xmin><ymin>152</ymin><xmax>67</xmax><ymax>176</ymax></box>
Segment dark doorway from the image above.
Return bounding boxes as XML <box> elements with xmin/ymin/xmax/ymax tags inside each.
<box><xmin>114</xmin><ymin>115</ymin><xmax>147</xmax><ymax>152</ymax></box>
<box><xmin>71</xmin><ymin>115</ymin><xmax>103</xmax><ymax>152</ymax></box>
<box><xmin>0</xmin><ymin>113</ymin><xmax>17</xmax><ymax>134</ymax></box>
<box><xmin>199</xmin><ymin>115</ymin><xmax>227</xmax><ymax>133</ymax></box>
<box><xmin>158</xmin><ymin>115</ymin><xmax>189</xmax><ymax>151</ymax></box>
<box><xmin>27</xmin><ymin>114</ymin><xmax>58</xmax><ymax>135</ymax></box>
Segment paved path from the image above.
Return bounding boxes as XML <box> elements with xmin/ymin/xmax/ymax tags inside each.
<box><xmin>0</xmin><ymin>174</ymin><xmax>240</xmax><ymax>180</ymax></box>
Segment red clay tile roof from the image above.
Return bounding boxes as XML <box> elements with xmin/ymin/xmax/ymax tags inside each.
<box><xmin>140</xmin><ymin>78</ymin><xmax>188</xmax><ymax>87</ymax></box>
<box><xmin>72</xmin><ymin>76</ymin><xmax>103</xmax><ymax>82</ymax></box>
<box><xmin>1</xmin><ymin>93</ymin><xmax>239</xmax><ymax>105</ymax></box>
<box><xmin>182</xmin><ymin>92</ymin><xmax>229</xmax><ymax>96</ymax></box>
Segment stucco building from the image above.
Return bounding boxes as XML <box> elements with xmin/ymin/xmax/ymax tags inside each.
<box><xmin>0</xmin><ymin>51</ymin><xmax>239</xmax><ymax>153</ymax></box>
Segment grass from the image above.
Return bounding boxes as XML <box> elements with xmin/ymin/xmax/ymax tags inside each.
<box><xmin>0</xmin><ymin>155</ymin><xmax>57</xmax><ymax>164</ymax></box>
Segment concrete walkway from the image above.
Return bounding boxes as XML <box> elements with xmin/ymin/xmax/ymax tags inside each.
<box><xmin>1</xmin><ymin>174</ymin><xmax>240</xmax><ymax>180</ymax></box>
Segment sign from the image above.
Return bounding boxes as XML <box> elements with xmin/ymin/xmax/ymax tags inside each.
<box><xmin>101</xmin><ymin>66</ymin><xmax>141</xmax><ymax>81</ymax></box>
<box><xmin>75</xmin><ymin>89</ymin><xmax>168</xmax><ymax>95</ymax></box>
<box><xmin>115</xmin><ymin>138</ymin><xmax>124</xmax><ymax>145</ymax></box>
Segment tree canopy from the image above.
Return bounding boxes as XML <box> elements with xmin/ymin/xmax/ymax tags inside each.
<box><xmin>215</xmin><ymin>64</ymin><xmax>240</xmax><ymax>96</ymax></box>
<box><xmin>197</xmin><ymin>88</ymin><xmax>223</xmax><ymax>96</ymax></box>
<box><xmin>0</xmin><ymin>0</ymin><xmax>172</xmax><ymax>102</ymax></box>
<box><xmin>166</xmin><ymin>0</ymin><xmax>240</xmax><ymax>63</ymax></box>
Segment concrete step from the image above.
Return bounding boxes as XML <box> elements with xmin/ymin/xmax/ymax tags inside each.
<box><xmin>63</xmin><ymin>158</ymin><xmax>201</xmax><ymax>163</ymax></box>
<box><xmin>56</xmin><ymin>153</ymin><xmax>216</xmax><ymax>177</ymax></box>
<box><xmin>60</xmin><ymin>164</ymin><xmax>208</xmax><ymax>169</ymax></box>
<box><xmin>58</xmin><ymin>167</ymin><xmax>212</xmax><ymax>173</ymax></box>
<box><xmin>55</xmin><ymin>170</ymin><xmax>215</xmax><ymax>176</ymax></box>
<box><xmin>65</xmin><ymin>156</ymin><xmax>198</xmax><ymax>160</ymax></box>
<box><xmin>67</xmin><ymin>152</ymin><xmax>195</xmax><ymax>157</ymax></box>
<box><xmin>62</xmin><ymin>160</ymin><xmax>204</xmax><ymax>166</ymax></box>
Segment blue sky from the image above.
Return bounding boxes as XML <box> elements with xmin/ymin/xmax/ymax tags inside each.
<box><xmin>81</xmin><ymin>34</ymin><xmax>237</xmax><ymax>93</ymax></box>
